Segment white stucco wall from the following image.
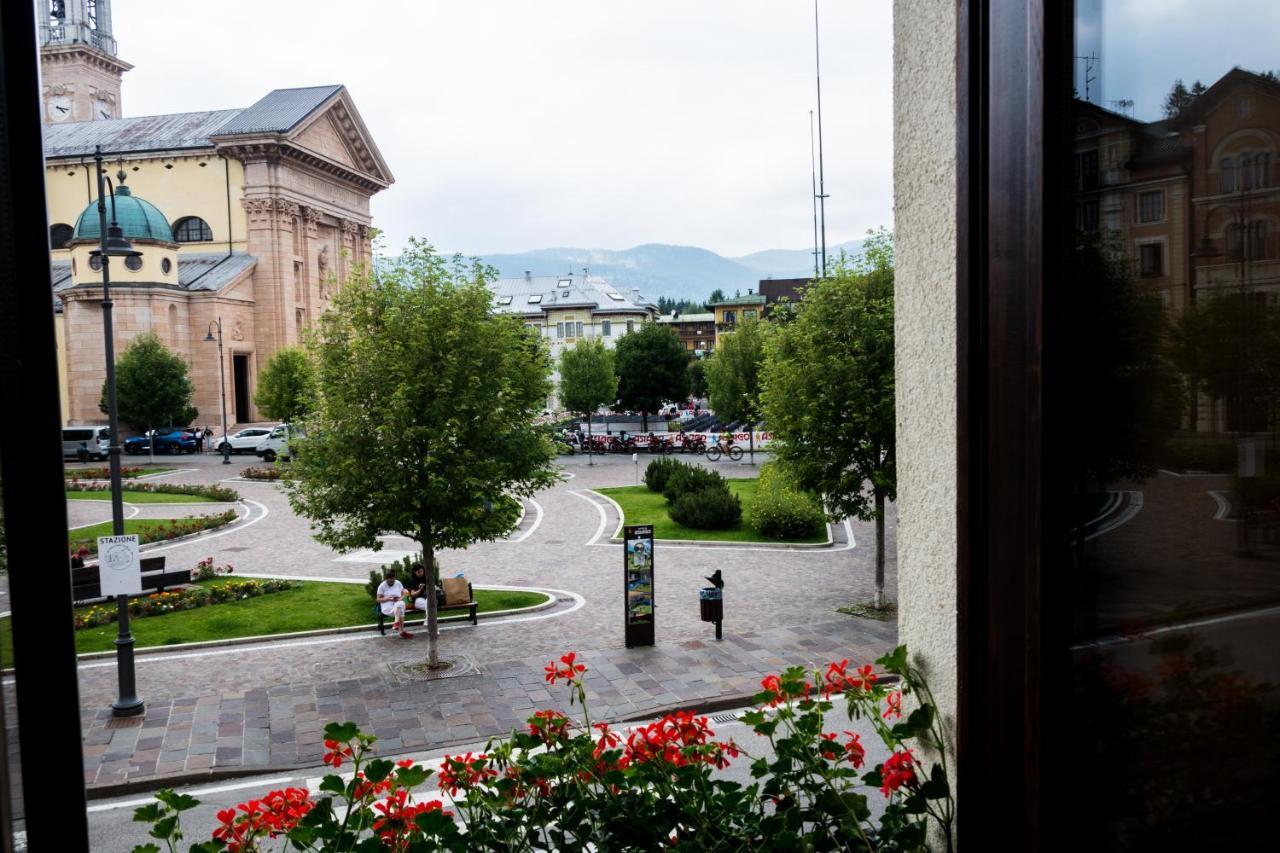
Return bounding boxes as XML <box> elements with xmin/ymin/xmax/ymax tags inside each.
<box><xmin>893</xmin><ymin>0</ymin><xmax>958</xmax><ymax>756</ymax></box>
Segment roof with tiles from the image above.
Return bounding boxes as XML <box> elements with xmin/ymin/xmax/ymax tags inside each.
<box><xmin>51</xmin><ymin>253</ymin><xmax>256</xmax><ymax>298</ymax></box>
<box><xmin>489</xmin><ymin>273</ymin><xmax>656</xmax><ymax>317</ymax></box>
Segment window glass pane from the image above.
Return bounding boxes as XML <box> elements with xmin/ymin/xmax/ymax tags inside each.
<box><xmin>1064</xmin><ymin>3</ymin><xmax>1280</xmax><ymax>847</ymax></box>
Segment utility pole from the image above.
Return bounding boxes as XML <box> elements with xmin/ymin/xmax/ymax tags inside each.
<box><xmin>810</xmin><ymin>110</ymin><xmax>820</xmax><ymax>280</ymax></box>
<box><xmin>814</xmin><ymin>0</ymin><xmax>829</xmax><ymax>277</ymax></box>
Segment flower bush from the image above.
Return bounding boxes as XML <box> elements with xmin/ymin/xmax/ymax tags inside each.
<box><xmin>74</xmin><ymin>578</ymin><xmax>295</xmax><ymax>630</ymax></box>
<box><xmin>69</xmin><ymin>510</ymin><xmax>239</xmax><ymax>556</ymax></box>
<box><xmin>63</xmin><ymin>465</ymin><xmax>150</xmax><ymax>479</ymax></box>
<box><xmin>64</xmin><ymin>480</ymin><xmax>241</xmax><ymax>502</ymax></box>
<box><xmin>240</xmin><ymin>466</ymin><xmax>284</xmax><ymax>481</ymax></box>
<box><xmin>192</xmin><ymin>556</ymin><xmax>235</xmax><ymax>580</ymax></box>
<box><xmin>134</xmin><ymin>645</ymin><xmax>953</xmax><ymax>851</ymax></box>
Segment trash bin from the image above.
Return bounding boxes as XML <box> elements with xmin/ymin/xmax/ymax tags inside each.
<box><xmin>699</xmin><ymin>587</ymin><xmax>723</xmax><ymax>638</ymax></box>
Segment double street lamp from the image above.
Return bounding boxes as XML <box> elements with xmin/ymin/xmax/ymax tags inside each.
<box><xmin>204</xmin><ymin>320</ymin><xmax>231</xmax><ymax>464</ymax></box>
<box><xmin>90</xmin><ymin>145</ymin><xmax>145</xmax><ymax>717</ymax></box>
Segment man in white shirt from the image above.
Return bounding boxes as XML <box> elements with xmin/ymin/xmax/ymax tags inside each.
<box><xmin>376</xmin><ymin>568</ymin><xmax>413</xmax><ymax>639</ymax></box>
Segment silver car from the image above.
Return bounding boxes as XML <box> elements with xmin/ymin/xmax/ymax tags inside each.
<box><xmin>215</xmin><ymin>426</ymin><xmax>276</xmax><ymax>454</ymax></box>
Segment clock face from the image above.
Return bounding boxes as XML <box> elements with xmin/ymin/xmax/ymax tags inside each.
<box><xmin>47</xmin><ymin>94</ymin><xmax>72</xmax><ymax>122</ymax></box>
<box><xmin>96</xmin><ymin>98</ymin><xmax>113</xmax><ymax>120</ymax></box>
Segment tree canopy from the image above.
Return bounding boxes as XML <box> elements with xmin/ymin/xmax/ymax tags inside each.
<box><xmin>100</xmin><ymin>331</ymin><xmax>196</xmax><ymax>433</ymax></box>
<box><xmin>1162</xmin><ymin>78</ymin><xmax>1206</xmax><ymax>118</ymax></box>
<box><xmin>705</xmin><ymin>317</ymin><xmax>769</xmax><ymax>461</ymax></box>
<box><xmin>287</xmin><ymin>240</ymin><xmax>559</xmax><ymax>666</ymax></box>
<box><xmin>614</xmin><ymin>322</ymin><xmax>690</xmax><ymax>430</ymax></box>
<box><xmin>254</xmin><ymin>346</ymin><xmax>317</xmax><ymax>423</ymax></box>
<box><xmin>559</xmin><ymin>338</ymin><xmax>617</xmax><ymax>462</ymax></box>
<box><xmin>760</xmin><ymin>229</ymin><xmax>896</xmax><ymax>606</ymax></box>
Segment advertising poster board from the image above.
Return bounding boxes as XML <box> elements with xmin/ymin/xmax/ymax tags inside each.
<box><xmin>97</xmin><ymin>534</ymin><xmax>142</xmax><ymax>596</ymax></box>
<box><xmin>624</xmin><ymin>524</ymin><xmax>655</xmax><ymax>647</ymax></box>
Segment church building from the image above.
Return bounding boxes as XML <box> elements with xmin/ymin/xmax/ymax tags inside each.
<box><xmin>40</xmin><ymin>0</ymin><xmax>393</xmax><ymax>427</ymax></box>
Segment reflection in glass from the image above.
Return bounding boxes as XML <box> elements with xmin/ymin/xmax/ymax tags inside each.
<box><xmin>1064</xmin><ymin>2</ymin><xmax>1280</xmax><ymax>847</ymax></box>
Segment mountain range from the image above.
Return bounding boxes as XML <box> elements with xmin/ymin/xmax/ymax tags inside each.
<box><xmin>475</xmin><ymin>239</ymin><xmax>865</xmax><ymax>303</ymax></box>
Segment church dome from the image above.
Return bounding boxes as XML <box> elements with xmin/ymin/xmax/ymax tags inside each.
<box><xmin>72</xmin><ymin>186</ymin><xmax>174</xmax><ymax>243</ymax></box>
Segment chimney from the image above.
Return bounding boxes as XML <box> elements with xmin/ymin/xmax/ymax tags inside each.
<box><xmin>524</xmin><ymin>270</ymin><xmax>532</xmax><ymax>282</ymax></box>
<box><xmin>748</xmin><ymin>288</ymin><xmax>753</xmax><ymax>295</ymax></box>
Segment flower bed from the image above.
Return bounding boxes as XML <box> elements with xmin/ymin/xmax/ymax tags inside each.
<box><xmin>62</xmin><ymin>465</ymin><xmax>158</xmax><ymax>479</ymax></box>
<box><xmin>64</xmin><ymin>480</ymin><xmax>240</xmax><ymax>501</ymax></box>
<box><xmin>68</xmin><ymin>509</ymin><xmax>239</xmax><ymax>556</ymax></box>
<box><xmin>135</xmin><ymin>645</ymin><xmax>954</xmax><ymax>851</ymax></box>
<box><xmin>240</xmin><ymin>465</ymin><xmax>284</xmax><ymax>481</ymax></box>
<box><xmin>74</xmin><ymin>577</ymin><xmax>296</xmax><ymax>630</ymax></box>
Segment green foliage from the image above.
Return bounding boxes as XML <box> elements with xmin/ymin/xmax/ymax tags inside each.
<box><xmin>643</xmin><ymin>456</ymin><xmax>684</xmax><ymax>493</ymax></box>
<box><xmin>687</xmin><ymin>357</ymin><xmax>708</xmax><ymax>398</ymax></box>
<box><xmin>253</xmin><ymin>346</ymin><xmax>317</xmax><ymax>423</ymax></box>
<box><xmin>669</xmin><ymin>486</ymin><xmax>742</xmax><ymax>529</ymax></box>
<box><xmin>558</xmin><ymin>338</ymin><xmax>618</xmax><ymax>418</ymax></box>
<box><xmin>101</xmin><ymin>331</ymin><xmax>196</xmax><ymax>432</ymax></box>
<box><xmin>614</xmin><ymin>322</ymin><xmax>690</xmax><ymax>424</ymax></box>
<box><xmin>707</xmin><ymin>287</ymin><xmax>726</xmax><ymax>304</ymax></box>
<box><xmin>1162</xmin><ymin>78</ymin><xmax>1206</xmax><ymax>118</ymax></box>
<box><xmin>661</xmin><ymin>462</ymin><xmax>726</xmax><ymax>503</ymax></box>
<box><xmin>705</xmin><ymin>317</ymin><xmax>768</xmax><ymax>424</ymax></box>
<box><xmin>655</xmin><ymin>296</ymin><xmax>707</xmax><ymax>314</ymax></box>
<box><xmin>287</xmin><ymin>239</ymin><xmax>559</xmax><ymax>666</ymax></box>
<box><xmin>761</xmin><ymin>228</ymin><xmax>897</xmax><ymax>522</ymax></box>
<box><xmin>62</xmin><ymin>480</ymin><xmax>240</xmax><ymax>502</ymax></box>
<box><xmin>750</xmin><ymin>463</ymin><xmax>825</xmax><ymax>539</ymax></box>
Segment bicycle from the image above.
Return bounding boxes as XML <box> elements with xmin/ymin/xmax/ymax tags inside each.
<box><xmin>705</xmin><ymin>440</ymin><xmax>744</xmax><ymax>462</ymax></box>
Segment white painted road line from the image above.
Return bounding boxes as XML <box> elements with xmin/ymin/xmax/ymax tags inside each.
<box><xmin>569</xmin><ymin>489</ymin><xmax>609</xmax><ymax>546</ymax></box>
<box><xmin>1207</xmin><ymin>490</ymin><xmax>1235</xmax><ymax>522</ymax></box>
<box><xmin>510</xmin><ymin>497</ymin><xmax>543</xmax><ymax>543</ymax></box>
<box><xmin>135</xmin><ymin>499</ymin><xmax>271</xmax><ymax>555</ymax></box>
<box><xmin>87</xmin><ymin>775</ymin><xmax>295</xmax><ymax>813</ymax></box>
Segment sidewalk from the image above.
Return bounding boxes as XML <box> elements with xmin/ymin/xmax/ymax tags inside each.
<box><xmin>76</xmin><ymin>617</ymin><xmax>897</xmax><ymax>791</ymax></box>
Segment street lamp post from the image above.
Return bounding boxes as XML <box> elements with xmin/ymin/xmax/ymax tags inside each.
<box><xmin>204</xmin><ymin>320</ymin><xmax>231</xmax><ymax>464</ymax></box>
<box><xmin>91</xmin><ymin>145</ymin><xmax>145</xmax><ymax>718</ymax></box>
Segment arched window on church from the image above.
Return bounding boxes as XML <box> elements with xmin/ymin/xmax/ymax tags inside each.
<box><xmin>172</xmin><ymin>216</ymin><xmax>213</xmax><ymax>243</ymax></box>
<box><xmin>50</xmin><ymin>223</ymin><xmax>73</xmax><ymax>250</ymax></box>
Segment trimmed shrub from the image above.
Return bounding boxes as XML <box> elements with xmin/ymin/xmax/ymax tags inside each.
<box><xmin>669</xmin><ymin>486</ymin><xmax>742</xmax><ymax>529</ymax></box>
<box><xmin>662</xmin><ymin>464</ymin><xmax>727</xmax><ymax>503</ymax></box>
<box><xmin>644</xmin><ymin>457</ymin><xmax>685</xmax><ymax>493</ymax></box>
<box><xmin>750</xmin><ymin>486</ymin><xmax>826</xmax><ymax>540</ymax></box>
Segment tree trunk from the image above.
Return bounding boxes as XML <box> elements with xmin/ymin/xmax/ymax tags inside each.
<box><xmin>586</xmin><ymin>412</ymin><xmax>593</xmax><ymax>466</ymax></box>
<box><xmin>641</xmin><ymin>410</ymin><xmax>649</xmax><ymax>432</ymax></box>
<box><xmin>421</xmin><ymin>533</ymin><xmax>440</xmax><ymax>668</ymax></box>
<box><xmin>748</xmin><ymin>426</ymin><xmax>755</xmax><ymax>465</ymax></box>
<box><xmin>874</xmin><ymin>489</ymin><xmax>886</xmax><ymax>610</ymax></box>
<box><xmin>148</xmin><ymin>422</ymin><xmax>155</xmax><ymax>463</ymax></box>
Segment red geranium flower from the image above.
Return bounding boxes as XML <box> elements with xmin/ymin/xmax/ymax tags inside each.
<box><xmin>544</xmin><ymin>651</ymin><xmax>587</xmax><ymax>684</ymax></box>
<box><xmin>880</xmin><ymin>749</ymin><xmax>917</xmax><ymax>796</ymax></box>
<box><xmin>883</xmin><ymin>690</ymin><xmax>903</xmax><ymax>720</ymax></box>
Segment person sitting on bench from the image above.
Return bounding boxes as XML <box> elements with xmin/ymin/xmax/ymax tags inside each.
<box><xmin>376</xmin><ymin>567</ymin><xmax>413</xmax><ymax>639</ymax></box>
<box><xmin>407</xmin><ymin>562</ymin><xmax>430</xmax><ymax>613</ymax></box>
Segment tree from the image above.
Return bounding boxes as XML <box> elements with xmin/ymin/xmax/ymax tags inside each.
<box><xmin>254</xmin><ymin>346</ymin><xmax>317</xmax><ymax>423</ymax></box>
<box><xmin>687</xmin><ymin>357</ymin><xmax>708</xmax><ymax>399</ymax></box>
<box><xmin>100</xmin><ymin>331</ymin><xmax>196</xmax><ymax>456</ymax></box>
<box><xmin>705</xmin><ymin>317</ymin><xmax>769</xmax><ymax>463</ymax></box>
<box><xmin>287</xmin><ymin>240</ymin><xmax>559</xmax><ymax>668</ymax></box>
<box><xmin>559</xmin><ymin>338</ymin><xmax>618</xmax><ymax>465</ymax></box>
<box><xmin>1162</xmin><ymin>78</ymin><xmax>1206</xmax><ymax>118</ymax></box>
<box><xmin>760</xmin><ymin>229</ymin><xmax>896</xmax><ymax>608</ymax></box>
<box><xmin>614</xmin><ymin>322</ymin><xmax>690</xmax><ymax>431</ymax></box>
<box><xmin>707</xmin><ymin>288</ymin><xmax>726</xmax><ymax>305</ymax></box>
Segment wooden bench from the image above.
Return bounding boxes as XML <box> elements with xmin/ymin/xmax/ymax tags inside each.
<box><xmin>71</xmin><ymin>555</ymin><xmax>192</xmax><ymax>603</ymax></box>
<box><xmin>376</xmin><ymin>581</ymin><xmax>478</xmax><ymax>633</ymax></box>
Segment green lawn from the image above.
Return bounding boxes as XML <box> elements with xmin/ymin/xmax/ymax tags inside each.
<box><xmin>597</xmin><ymin>480</ymin><xmax>828</xmax><ymax>544</ymax></box>
<box><xmin>0</xmin><ymin>580</ymin><xmax>550</xmax><ymax>659</ymax></box>
<box><xmin>68</xmin><ymin>516</ymin><xmax>229</xmax><ymax>553</ymax></box>
<box><xmin>66</xmin><ymin>490</ymin><xmax>220</xmax><ymax>504</ymax></box>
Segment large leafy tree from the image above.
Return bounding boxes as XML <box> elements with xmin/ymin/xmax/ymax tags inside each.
<box><xmin>687</xmin><ymin>357</ymin><xmax>708</xmax><ymax>399</ymax></box>
<box><xmin>614</xmin><ymin>322</ymin><xmax>690</xmax><ymax>431</ymax></box>
<box><xmin>761</xmin><ymin>229</ymin><xmax>896</xmax><ymax>608</ymax></box>
<box><xmin>100</xmin><ymin>331</ymin><xmax>196</xmax><ymax>454</ymax></box>
<box><xmin>705</xmin><ymin>317</ymin><xmax>769</xmax><ymax>463</ymax></box>
<box><xmin>1162</xmin><ymin>78</ymin><xmax>1206</xmax><ymax>118</ymax></box>
<box><xmin>559</xmin><ymin>338</ymin><xmax>618</xmax><ymax>465</ymax></box>
<box><xmin>287</xmin><ymin>240</ymin><xmax>560</xmax><ymax>667</ymax></box>
<box><xmin>254</xmin><ymin>346</ymin><xmax>317</xmax><ymax>423</ymax></box>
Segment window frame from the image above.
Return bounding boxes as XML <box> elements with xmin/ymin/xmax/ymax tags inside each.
<box><xmin>172</xmin><ymin>215</ymin><xmax>214</xmax><ymax>243</ymax></box>
<box><xmin>1136</xmin><ymin>189</ymin><xmax>1164</xmax><ymax>224</ymax></box>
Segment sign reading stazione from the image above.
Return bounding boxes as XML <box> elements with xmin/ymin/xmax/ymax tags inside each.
<box><xmin>96</xmin><ymin>534</ymin><xmax>142</xmax><ymax>596</ymax></box>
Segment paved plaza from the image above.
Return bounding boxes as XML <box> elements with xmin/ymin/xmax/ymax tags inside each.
<box><xmin>60</xmin><ymin>451</ymin><xmax>899</xmax><ymax>791</ymax></box>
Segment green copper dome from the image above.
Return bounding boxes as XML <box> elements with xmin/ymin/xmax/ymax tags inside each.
<box><xmin>72</xmin><ymin>186</ymin><xmax>174</xmax><ymax>243</ymax></box>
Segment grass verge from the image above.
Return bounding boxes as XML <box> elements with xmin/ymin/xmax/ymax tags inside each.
<box><xmin>0</xmin><ymin>580</ymin><xmax>550</xmax><ymax>658</ymax></box>
<box><xmin>69</xmin><ymin>512</ymin><xmax>237</xmax><ymax>554</ymax></box>
<box><xmin>597</xmin><ymin>480</ymin><xmax>828</xmax><ymax>544</ymax></box>
<box><xmin>66</xmin><ymin>490</ymin><xmax>220</xmax><ymax>504</ymax></box>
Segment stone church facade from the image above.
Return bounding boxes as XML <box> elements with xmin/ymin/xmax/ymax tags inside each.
<box><xmin>40</xmin><ymin>0</ymin><xmax>393</xmax><ymax>427</ymax></box>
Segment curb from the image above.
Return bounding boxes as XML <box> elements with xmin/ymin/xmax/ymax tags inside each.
<box><xmin>72</xmin><ymin>589</ymin><xmax>560</xmax><ymax>661</ymax></box>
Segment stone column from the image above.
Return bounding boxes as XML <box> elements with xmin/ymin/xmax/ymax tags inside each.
<box><xmin>242</xmin><ymin>195</ymin><xmax>299</xmax><ymax>362</ymax></box>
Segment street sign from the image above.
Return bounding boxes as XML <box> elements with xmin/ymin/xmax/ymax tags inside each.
<box><xmin>97</xmin><ymin>534</ymin><xmax>141</xmax><ymax>596</ymax></box>
<box><xmin>624</xmin><ymin>524</ymin><xmax>655</xmax><ymax>648</ymax></box>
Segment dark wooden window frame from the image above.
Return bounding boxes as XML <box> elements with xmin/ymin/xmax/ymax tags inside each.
<box><xmin>956</xmin><ymin>1</ymin><xmax>1074</xmax><ymax>847</ymax></box>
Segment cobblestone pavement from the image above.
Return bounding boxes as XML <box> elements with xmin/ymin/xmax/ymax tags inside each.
<box><xmin>62</xmin><ymin>453</ymin><xmax>899</xmax><ymax>789</ymax></box>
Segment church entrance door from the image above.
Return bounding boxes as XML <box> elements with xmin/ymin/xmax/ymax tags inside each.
<box><xmin>233</xmin><ymin>355</ymin><xmax>250</xmax><ymax>424</ymax></box>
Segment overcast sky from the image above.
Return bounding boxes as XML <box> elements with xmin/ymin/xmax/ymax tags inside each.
<box><xmin>110</xmin><ymin>1</ymin><xmax>892</xmax><ymax>258</ymax></box>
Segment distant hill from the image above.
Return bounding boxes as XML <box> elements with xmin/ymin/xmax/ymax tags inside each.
<box><xmin>475</xmin><ymin>239</ymin><xmax>865</xmax><ymax>302</ymax></box>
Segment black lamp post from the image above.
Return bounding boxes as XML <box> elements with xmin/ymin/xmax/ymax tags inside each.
<box><xmin>90</xmin><ymin>145</ymin><xmax>145</xmax><ymax>718</ymax></box>
<box><xmin>204</xmin><ymin>320</ymin><xmax>231</xmax><ymax>464</ymax></box>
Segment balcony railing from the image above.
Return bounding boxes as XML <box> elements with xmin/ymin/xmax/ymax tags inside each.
<box><xmin>38</xmin><ymin>23</ymin><xmax>116</xmax><ymax>55</ymax></box>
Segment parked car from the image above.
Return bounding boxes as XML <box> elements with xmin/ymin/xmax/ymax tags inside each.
<box><xmin>123</xmin><ymin>429</ymin><xmax>197</xmax><ymax>455</ymax></box>
<box><xmin>255</xmin><ymin>423</ymin><xmax>305</xmax><ymax>462</ymax></box>
<box><xmin>61</xmin><ymin>426</ymin><xmax>111</xmax><ymax>461</ymax></box>
<box><xmin>216</xmin><ymin>426</ymin><xmax>276</xmax><ymax>455</ymax></box>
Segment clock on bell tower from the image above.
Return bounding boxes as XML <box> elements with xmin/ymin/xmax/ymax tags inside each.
<box><xmin>37</xmin><ymin>0</ymin><xmax>132</xmax><ymax>124</ymax></box>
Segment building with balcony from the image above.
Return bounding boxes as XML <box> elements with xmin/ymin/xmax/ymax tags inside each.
<box><xmin>657</xmin><ymin>311</ymin><xmax>715</xmax><ymax>356</ymax></box>
<box><xmin>708</xmin><ymin>291</ymin><xmax>767</xmax><ymax>348</ymax></box>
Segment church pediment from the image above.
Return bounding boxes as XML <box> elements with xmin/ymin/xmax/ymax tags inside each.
<box><xmin>285</xmin><ymin>90</ymin><xmax>393</xmax><ymax>188</ymax></box>
<box><xmin>295</xmin><ymin>113</ymin><xmax>360</xmax><ymax>169</ymax></box>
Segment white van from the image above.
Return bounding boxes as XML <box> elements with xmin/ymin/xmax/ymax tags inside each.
<box><xmin>62</xmin><ymin>426</ymin><xmax>111</xmax><ymax>460</ymax></box>
<box><xmin>254</xmin><ymin>423</ymin><xmax>305</xmax><ymax>462</ymax></box>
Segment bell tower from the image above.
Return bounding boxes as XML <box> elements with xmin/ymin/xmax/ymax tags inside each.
<box><xmin>37</xmin><ymin>0</ymin><xmax>132</xmax><ymax>124</ymax></box>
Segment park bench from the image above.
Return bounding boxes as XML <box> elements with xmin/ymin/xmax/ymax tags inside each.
<box><xmin>376</xmin><ymin>579</ymin><xmax>478</xmax><ymax>633</ymax></box>
<box><xmin>71</xmin><ymin>555</ymin><xmax>192</xmax><ymax>603</ymax></box>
